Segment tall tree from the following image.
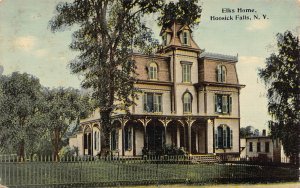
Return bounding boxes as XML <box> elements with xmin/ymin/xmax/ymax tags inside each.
<box><xmin>158</xmin><ymin>0</ymin><xmax>202</xmax><ymax>28</ymax></box>
<box><xmin>43</xmin><ymin>88</ymin><xmax>93</xmax><ymax>160</ymax></box>
<box><xmin>49</xmin><ymin>0</ymin><xmax>163</xmax><ymax>154</ymax></box>
<box><xmin>240</xmin><ymin>125</ymin><xmax>255</xmax><ymax>138</ymax></box>
<box><xmin>259</xmin><ymin>31</ymin><xmax>300</xmax><ymax>163</ymax></box>
<box><xmin>0</xmin><ymin>72</ymin><xmax>45</xmax><ymax>160</ymax></box>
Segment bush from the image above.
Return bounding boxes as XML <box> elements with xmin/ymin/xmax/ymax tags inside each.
<box><xmin>142</xmin><ymin>145</ymin><xmax>187</xmax><ymax>156</ymax></box>
<box><xmin>58</xmin><ymin>146</ymin><xmax>78</xmax><ymax>159</ymax></box>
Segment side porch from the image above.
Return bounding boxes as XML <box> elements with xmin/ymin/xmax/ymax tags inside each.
<box><xmin>108</xmin><ymin>114</ymin><xmax>217</xmax><ymax>156</ymax></box>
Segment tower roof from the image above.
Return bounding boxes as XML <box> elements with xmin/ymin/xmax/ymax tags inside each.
<box><xmin>159</xmin><ymin>22</ymin><xmax>201</xmax><ymax>52</ymax></box>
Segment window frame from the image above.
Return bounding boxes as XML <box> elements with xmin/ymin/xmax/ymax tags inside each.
<box><xmin>181</xmin><ymin>62</ymin><xmax>192</xmax><ymax>83</ymax></box>
<box><xmin>217</xmin><ymin>65</ymin><xmax>227</xmax><ymax>83</ymax></box>
<box><xmin>162</xmin><ymin>33</ymin><xmax>167</xmax><ymax>46</ymax></box>
<box><xmin>214</xmin><ymin>94</ymin><xmax>232</xmax><ymax>114</ymax></box>
<box><xmin>182</xmin><ymin>31</ymin><xmax>189</xmax><ymax>45</ymax></box>
<box><xmin>143</xmin><ymin>92</ymin><xmax>163</xmax><ymax>113</ymax></box>
<box><xmin>249</xmin><ymin>142</ymin><xmax>253</xmax><ymax>152</ymax></box>
<box><xmin>215</xmin><ymin>125</ymin><xmax>232</xmax><ymax>149</ymax></box>
<box><xmin>124</xmin><ymin>126</ymin><xmax>132</xmax><ymax>151</ymax></box>
<box><xmin>265</xmin><ymin>142</ymin><xmax>270</xmax><ymax>153</ymax></box>
<box><xmin>111</xmin><ymin>130</ymin><xmax>118</xmax><ymax>151</ymax></box>
<box><xmin>148</xmin><ymin>63</ymin><xmax>158</xmax><ymax>80</ymax></box>
<box><xmin>183</xmin><ymin>92</ymin><xmax>192</xmax><ymax>113</ymax></box>
<box><xmin>257</xmin><ymin>142</ymin><xmax>261</xmax><ymax>152</ymax></box>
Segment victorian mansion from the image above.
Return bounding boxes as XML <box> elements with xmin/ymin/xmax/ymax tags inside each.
<box><xmin>69</xmin><ymin>23</ymin><xmax>245</xmax><ymax>157</ymax></box>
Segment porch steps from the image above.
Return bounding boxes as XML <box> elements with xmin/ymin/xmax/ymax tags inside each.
<box><xmin>189</xmin><ymin>154</ymin><xmax>220</xmax><ymax>163</ymax></box>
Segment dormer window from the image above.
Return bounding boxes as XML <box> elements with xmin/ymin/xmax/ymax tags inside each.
<box><xmin>217</xmin><ymin>65</ymin><xmax>226</xmax><ymax>83</ymax></box>
<box><xmin>183</xmin><ymin>31</ymin><xmax>189</xmax><ymax>45</ymax></box>
<box><xmin>162</xmin><ymin>34</ymin><xmax>167</xmax><ymax>46</ymax></box>
<box><xmin>149</xmin><ymin>63</ymin><xmax>158</xmax><ymax>80</ymax></box>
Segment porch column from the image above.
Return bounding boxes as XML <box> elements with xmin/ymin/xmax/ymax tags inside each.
<box><xmin>207</xmin><ymin>118</ymin><xmax>214</xmax><ymax>154</ymax></box>
<box><xmin>139</xmin><ymin>118</ymin><xmax>151</xmax><ymax>151</ymax></box>
<box><xmin>121</xmin><ymin>123</ymin><xmax>125</xmax><ymax>156</ymax></box>
<box><xmin>177</xmin><ymin>125</ymin><xmax>180</xmax><ymax>148</ymax></box>
<box><xmin>133</xmin><ymin>125</ymin><xmax>136</xmax><ymax>156</ymax></box>
<box><xmin>188</xmin><ymin>126</ymin><xmax>191</xmax><ymax>154</ymax></box>
<box><xmin>120</xmin><ymin>118</ymin><xmax>128</xmax><ymax>156</ymax></box>
<box><xmin>186</xmin><ymin>117</ymin><xmax>195</xmax><ymax>155</ymax></box>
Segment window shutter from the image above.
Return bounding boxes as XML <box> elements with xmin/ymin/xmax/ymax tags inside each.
<box><xmin>217</xmin><ymin>65</ymin><xmax>221</xmax><ymax>82</ymax></box>
<box><xmin>143</xmin><ymin>93</ymin><xmax>147</xmax><ymax>112</ymax></box>
<box><xmin>128</xmin><ymin>127</ymin><xmax>132</xmax><ymax>150</ymax></box>
<box><xmin>223</xmin><ymin>128</ymin><xmax>227</xmax><ymax>148</ymax></box>
<box><xmin>158</xmin><ymin>95</ymin><xmax>162</xmax><ymax>112</ymax></box>
<box><xmin>230</xmin><ymin>129</ymin><xmax>233</xmax><ymax>147</ymax></box>
<box><xmin>222</xmin><ymin>66</ymin><xmax>226</xmax><ymax>82</ymax></box>
<box><xmin>215</xmin><ymin>132</ymin><xmax>218</xmax><ymax>149</ymax></box>
<box><xmin>116</xmin><ymin>130</ymin><xmax>119</xmax><ymax>150</ymax></box>
<box><xmin>229</xmin><ymin>96</ymin><xmax>232</xmax><ymax>113</ymax></box>
<box><xmin>222</xmin><ymin>95</ymin><xmax>228</xmax><ymax>113</ymax></box>
<box><xmin>214</xmin><ymin>95</ymin><xmax>217</xmax><ymax>113</ymax></box>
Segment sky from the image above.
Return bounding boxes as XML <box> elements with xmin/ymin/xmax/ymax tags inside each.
<box><xmin>0</xmin><ymin>0</ymin><xmax>299</xmax><ymax>131</ymax></box>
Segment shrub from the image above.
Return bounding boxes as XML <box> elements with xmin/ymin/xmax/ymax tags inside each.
<box><xmin>58</xmin><ymin>146</ymin><xmax>78</xmax><ymax>159</ymax></box>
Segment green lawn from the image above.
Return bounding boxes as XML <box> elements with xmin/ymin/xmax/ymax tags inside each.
<box><xmin>0</xmin><ymin>160</ymin><xmax>297</xmax><ymax>187</ymax></box>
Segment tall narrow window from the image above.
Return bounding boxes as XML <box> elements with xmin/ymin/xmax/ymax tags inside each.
<box><xmin>98</xmin><ymin>132</ymin><xmax>100</xmax><ymax>151</ymax></box>
<box><xmin>183</xmin><ymin>31</ymin><xmax>189</xmax><ymax>45</ymax></box>
<box><xmin>162</xmin><ymin>34</ymin><xmax>167</xmax><ymax>46</ymax></box>
<box><xmin>182</xmin><ymin>63</ymin><xmax>191</xmax><ymax>82</ymax></box>
<box><xmin>125</xmin><ymin>126</ymin><xmax>132</xmax><ymax>150</ymax></box>
<box><xmin>149</xmin><ymin>63</ymin><xmax>158</xmax><ymax>80</ymax></box>
<box><xmin>249</xmin><ymin>142</ymin><xmax>253</xmax><ymax>152</ymax></box>
<box><xmin>216</xmin><ymin>125</ymin><xmax>232</xmax><ymax>149</ymax></box>
<box><xmin>257</xmin><ymin>142</ymin><xmax>261</xmax><ymax>152</ymax></box>
<box><xmin>144</xmin><ymin>93</ymin><xmax>162</xmax><ymax>113</ymax></box>
<box><xmin>217</xmin><ymin>65</ymin><xmax>226</xmax><ymax>83</ymax></box>
<box><xmin>183</xmin><ymin>92</ymin><xmax>192</xmax><ymax>113</ymax></box>
<box><xmin>111</xmin><ymin>130</ymin><xmax>118</xmax><ymax>150</ymax></box>
<box><xmin>94</xmin><ymin>132</ymin><xmax>97</xmax><ymax>150</ymax></box>
<box><xmin>265</xmin><ymin>142</ymin><xmax>270</xmax><ymax>153</ymax></box>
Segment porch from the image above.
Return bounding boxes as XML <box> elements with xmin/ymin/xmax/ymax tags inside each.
<box><xmin>108</xmin><ymin>114</ymin><xmax>217</xmax><ymax>156</ymax></box>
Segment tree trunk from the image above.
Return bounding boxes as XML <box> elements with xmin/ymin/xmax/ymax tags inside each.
<box><xmin>18</xmin><ymin>140</ymin><xmax>25</xmax><ymax>162</ymax></box>
<box><xmin>100</xmin><ymin>110</ymin><xmax>112</xmax><ymax>156</ymax></box>
<box><xmin>52</xmin><ymin>129</ymin><xmax>60</xmax><ymax>161</ymax></box>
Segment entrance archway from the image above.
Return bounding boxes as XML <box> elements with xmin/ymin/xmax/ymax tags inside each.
<box><xmin>166</xmin><ymin>120</ymin><xmax>184</xmax><ymax>148</ymax></box>
<box><xmin>83</xmin><ymin>126</ymin><xmax>92</xmax><ymax>155</ymax></box>
<box><xmin>146</xmin><ymin>120</ymin><xmax>165</xmax><ymax>151</ymax></box>
<box><xmin>191</xmin><ymin>121</ymin><xmax>206</xmax><ymax>154</ymax></box>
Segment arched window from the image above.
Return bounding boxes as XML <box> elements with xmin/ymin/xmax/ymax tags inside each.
<box><xmin>148</xmin><ymin>63</ymin><xmax>158</xmax><ymax>80</ymax></box>
<box><xmin>217</xmin><ymin>65</ymin><xmax>226</xmax><ymax>83</ymax></box>
<box><xmin>183</xmin><ymin>92</ymin><xmax>192</xmax><ymax>113</ymax></box>
<box><xmin>215</xmin><ymin>125</ymin><xmax>233</xmax><ymax>149</ymax></box>
<box><xmin>98</xmin><ymin>132</ymin><xmax>100</xmax><ymax>151</ymax></box>
<box><xmin>94</xmin><ymin>132</ymin><xmax>97</xmax><ymax>150</ymax></box>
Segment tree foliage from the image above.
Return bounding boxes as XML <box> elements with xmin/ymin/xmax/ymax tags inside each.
<box><xmin>43</xmin><ymin>87</ymin><xmax>93</xmax><ymax>160</ymax></box>
<box><xmin>49</xmin><ymin>0</ymin><xmax>203</xmax><ymax>155</ymax></box>
<box><xmin>49</xmin><ymin>0</ymin><xmax>164</xmax><ymax>153</ymax></box>
<box><xmin>0</xmin><ymin>72</ymin><xmax>45</xmax><ymax>159</ymax></box>
<box><xmin>158</xmin><ymin>0</ymin><xmax>202</xmax><ymax>28</ymax></box>
<box><xmin>258</xmin><ymin>31</ymin><xmax>300</xmax><ymax>159</ymax></box>
<box><xmin>0</xmin><ymin>73</ymin><xmax>92</xmax><ymax>158</ymax></box>
<box><xmin>240</xmin><ymin>126</ymin><xmax>255</xmax><ymax>138</ymax></box>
